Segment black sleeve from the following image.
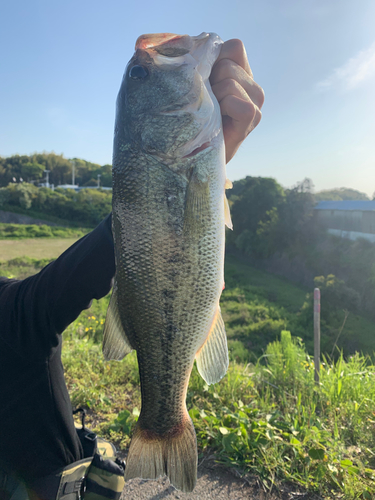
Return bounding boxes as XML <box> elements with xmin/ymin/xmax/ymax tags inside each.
<box><xmin>0</xmin><ymin>214</ymin><xmax>115</xmax><ymax>360</ymax></box>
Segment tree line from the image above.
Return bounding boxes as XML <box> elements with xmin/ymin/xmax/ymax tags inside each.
<box><xmin>0</xmin><ymin>153</ymin><xmax>112</xmax><ymax>188</ymax></box>
<box><xmin>226</xmin><ymin>176</ymin><xmax>375</xmax><ymax>337</ymax></box>
<box><xmin>0</xmin><ymin>183</ymin><xmax>112</xmax><ymax>227</ymax></box>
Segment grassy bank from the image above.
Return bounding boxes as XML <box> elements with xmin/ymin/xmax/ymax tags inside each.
<box><xmin>62</xmin><ymin>320</ymin><xmax>375</xmax><ymax>499</ymax></box>
<box><xmin>0</xmin><ymin>223</ymin><xmax>89</xmax><ymax>239</ymax></box>
<box><xmin>3</xmin><ymin>253</ymin><xmax>375</xmax><ymax>357</ymax></box>
<box><xmin>222</xmin><ymin>254</ymin><xmax>375</xmax><ymax>359</ymax></box>
<box><xmin>0</xmin><ymin>240</ymin><xmax>80</xmax><ymax>262</ymax></box>
<box><xmin>0</xmin><ymin>204</ymin><xmax>92</xmax><ymax>227</ymax></box>
<box><xmin>2</xmin><ymin>255</ymin><xmax>375</xmax><ymax>498</ymax></box>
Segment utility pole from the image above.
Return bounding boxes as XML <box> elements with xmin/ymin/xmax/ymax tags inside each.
<box><xmin>97</xmin><ymin>174</ymin><xmax>101</xmax><ymax>188</ymax></box>
<box><xmin>71</xmin><ymin>160</ymin><xmax>76</xmax><ymax>186</ymax></box>
<box><xmin>44</xmin><ymin>170</ymin><xmax>51</xmax><ymax>189</ymax></box>
<box><xmin>314</xmin><ymin>288</ymin><xmax>321</xmax><ymax>385</ymax></box>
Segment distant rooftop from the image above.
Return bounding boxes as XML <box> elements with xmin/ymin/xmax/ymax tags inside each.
<box><xmin>315</xmin><ymin>200</ymin><xmax>375</xmax><ymax>211</ymax></box>
<box><xmin>57</xmin><ymin>184</ymin><xmax>112</xmax><ymax>191</ymax></box>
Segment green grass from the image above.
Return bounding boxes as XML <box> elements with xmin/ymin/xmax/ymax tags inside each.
<box><xmin>0</xmin><ymin>224</ymin><xmax>86</xmax><ymax>262</ymax></box>
<box><xmin>0</xmin><ymin>239</ymin><xmax>80</xmax><ymax>262</ymax></box>
<box><xmin>1</xmin><ymin>203</ymin><xmax>94</xmax><ymax>227</ymax></box>
<box><xmin>3</xmin><ymin>253</ymin><xmax>375</xmax><ymax>498</ymax></box>
<box><xmin>61</xmin><ymin>320</ymin><xmax>375</xmax><ymax>499</ymax></box>
<box><xmin>225</xmin><ymin>253</ymin><xmax>307</xmax><ymax>313</ymax></box>
<box><xmin>222</xmin><ymin>254</ymin><xmax>375</xmax><ymax>359</ymax></box>
<box><xmin>0</xmin><ymin>223</ymin><xmax>89</xmax><ymax>239</ymax></box>
<box><xmin>3</xmin><ymin>251</ymin><xmax>375</xmax><ymax>357</ymax></box>
<box><xmin>0</xmin><ymin>256</ymin><xmax>54</xmax><ymax>280</ymax></box>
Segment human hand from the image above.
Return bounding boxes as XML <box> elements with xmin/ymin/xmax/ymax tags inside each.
<box><xmin>210</xmin><ymin>39</ymin><xmax>264</xmax><ymax>163</ymax></box>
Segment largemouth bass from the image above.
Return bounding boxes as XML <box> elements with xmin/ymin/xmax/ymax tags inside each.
<box><xmin>103</xmin><ymin>32</ymin><xmax>232</xmax><ymax>492</ymax></box>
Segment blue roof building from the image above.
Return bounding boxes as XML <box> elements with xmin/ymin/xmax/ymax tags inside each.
<box><xmin>314</xmin><ymin>200</ymin><xmax>375</xmax><ymax>243</ymax></box>
<box><xmin>315</xmin><ymin>200</ymin><xmax>375</xmax><ymax>211</ymax></box>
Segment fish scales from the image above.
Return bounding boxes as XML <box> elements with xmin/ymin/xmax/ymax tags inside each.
<box><xmin>104</xmin><ymin>32</ymin><xmax>231</xmax><ymax>492</ymax></box>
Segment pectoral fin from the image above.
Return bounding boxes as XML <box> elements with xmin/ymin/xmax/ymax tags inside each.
<box><xmin>224</xmin><ymin>178</ymin><xmax>233</xmax><ymax>229</ymax></box>
<box><xmin>103</xmin><ymin>282</ymin><xmax>133</xmax><ymax>360</ymax></box>
<box><xmin>183</xmin><ymin>172</ymin><xmax>210</xmax><ymax>232</ymax></box>
<box><xmin>195</xmin><ymin>306</ymin><xmax>229</xmax><ymax>385</ymax></box>
<box><xmin>224</xmin><ymin>195</ymin><xmax>233</xmax><ymax>230</ymax></box>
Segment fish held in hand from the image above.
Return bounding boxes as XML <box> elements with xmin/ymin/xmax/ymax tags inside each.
<box><xmin>103</xmin><ymin>32</ymin><xmax>232</xmax><ymax>492</ymax></box>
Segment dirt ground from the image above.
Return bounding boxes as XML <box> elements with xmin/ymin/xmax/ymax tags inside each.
<box><xmin>119</xmin><ymin>457</ymin><xmax>324</xmax><ymax>500</ymax></box>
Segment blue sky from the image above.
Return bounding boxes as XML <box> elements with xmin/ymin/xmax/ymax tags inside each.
<box><xmin>1</xmin><ymin>0</ymin><xmax>374</xmax><ymax>195</ymax></box>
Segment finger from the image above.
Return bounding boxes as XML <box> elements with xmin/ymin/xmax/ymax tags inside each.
<box><xmin>219</xmin><ymin>95</ymin><xmax>262</xmax><ymax>163</ymax></box>
<box><xmin>220</xmin><ymin>95</ymin><xmax>261</xmax><ymax>134</ymax></box>
<box><xmin>215</xmin><ymin>39</ymin><xmax>252</xmax><ymax>76</ymax></box>
<box><xmin>210</xmin><ymin>59</ymin><xmax>265</xmax><ymax>109</ymax></box>
<box><xmin>211</xmin><ymin>78</ymin><xmax>251</xmax><ymax>104</ymax></box>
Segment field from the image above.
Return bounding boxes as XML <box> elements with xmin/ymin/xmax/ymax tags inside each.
<box><xmin>1</xmin><ymin>237</ymin><xmax>375</xmax><ymax>499</ymax></box>
<box><xmin>0</xmin><ymin>238</ymin><xmax>79</xmax><ymax>261</ymax></box>
<box><xmin>0</xmin><ymin>223</ymin><xmax>88</xmax><ymax>260</ymax></box>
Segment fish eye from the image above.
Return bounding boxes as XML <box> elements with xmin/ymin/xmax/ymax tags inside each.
<box><xmin>129</xmin><ymin>65</ymin><xmax>149</xmax><ymax>80</ymax></box>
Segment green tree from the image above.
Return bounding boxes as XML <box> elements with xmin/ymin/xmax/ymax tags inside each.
<box><xmin>6</xmin><ymin>183</ymin><xmax>39</xmax><ymax>210</ymax></box>
<box><xmin>0</xmin><ymin>187</ymin><xmax>10</xmax><ymax>207</ymax></box>
<box><xmin>229</xmin><ymin>176</ymin><xmax>285</xmax><ymax>236</ymax></box>
<box><xmin>315</xmin><ymin>187</ymin><xmax>369</xmax><ymax>201</ymax></box>
<box><xmin>21</xmin><ymin>162</ymin><xmax>45</xmax><ymax>182</ymax></box>
<box><xmin>227</xmin><ymin>176</ymin><xmax>285</xmax><ymax>257</ymax></box>
<box><xmin>0</xmin><ymin>153</ymin><xmax>113</xmax><ymax>189</ymax></box>
<box><xmin>276</xmin><ymin>178</ymin><xmax>317</xmax><ymax>251</ymax></box>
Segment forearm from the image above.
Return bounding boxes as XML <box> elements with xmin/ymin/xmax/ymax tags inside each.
<box><xmin>0</xmin><ymin>214</ymin><xmax>115</xmax><ymax>358</ymax></box>
<box><xmin>45</xmin><ymin>213</ymin><xmax>115</xmax><ymax>334</ymax></box>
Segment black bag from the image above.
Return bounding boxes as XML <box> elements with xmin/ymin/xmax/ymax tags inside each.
<box><xmin>84</xmin><ymin>453</ymin><xmax>125</xmax><ymax>500</ymax></box>
<box><xmin>30</xmin><ymin>409</ymin><xmax>125</xmax><ymax>500</ymax></box>
<box><xmin>72</xmin><ymin>408</ymin><xmax>126</xmax><ymax>500</ymax></box>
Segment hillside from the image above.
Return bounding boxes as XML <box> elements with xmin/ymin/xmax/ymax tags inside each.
<box><xmin>2</xmin><ymin>173</ymin><xmax>375</xmax><ymax>355</ymax></box>
<box><xmin>222</xmin><ymin>253</ymin><xmax>375</xmax><ymax>359</ymax></box>
<box><xmin>2</xmin><ymin>248</ymin><xmax>374</xmax><ymax>358</ymax></box>
<box><xmin>1</xmin><ymin>251</ymin><xmax>374</xmax><ymax>499</ymax></box>
<box><xmin>0</xmin><ymin>184</ymin><xmax>112</xmax><ymax>227</ymax></box>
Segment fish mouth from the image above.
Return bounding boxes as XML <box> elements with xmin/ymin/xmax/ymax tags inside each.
<box><xmin>145</xmin><ymin>132</ymin><xmax>218</xmax><ymax>165</ymax></box>
<box><xmin>180</xmin><ymin>125</ymin><xmax>221</xmax><ymax>159</ymax></box>
<box><xmin>178</xmin><ymin>105</ymin><xmax>222</xmax><ymax>158</ymax></box>
<box><xmin>135</xmin><ymin>33</ymin><xmax>192</xmax><ymax>52</ymax></box>
<box><xmin>134</xmin><ymin>32</ymin><xmax>223</xmax><ymax>162</ymax></box>
<box><xmin>148</xmin><ymin>136</ymin><xmax>216</xmax><ymax>164</ymax></box>
<box><xmin>182</xmin><ymin>141</ymin><xmax>212</xmax><ymax>158</ymax></box>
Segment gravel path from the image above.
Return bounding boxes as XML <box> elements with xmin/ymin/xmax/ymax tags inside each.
<box><xmin>119</xmin><ymin>458</ymin><xmax>323</xmax><ymax>500</ymax></box>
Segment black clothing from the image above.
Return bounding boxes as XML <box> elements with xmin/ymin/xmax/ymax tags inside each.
<box><xmin>0</xmin><ymin>215</ymin><xmax>115</xmax><ymax>482</ymax></box>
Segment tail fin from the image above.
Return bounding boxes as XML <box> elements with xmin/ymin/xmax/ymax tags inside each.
<box><xmin>124</xmin><ymin>417</ymin><xmax>197</xmax><ymax>492</ymax></box>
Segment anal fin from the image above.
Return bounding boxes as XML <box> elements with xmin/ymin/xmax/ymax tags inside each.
<box><xmin>103</xmin><ymin>281</ymin><xmax>133</xmax><ymax>360</ymax></box>
<box><xmin>195</xmin><ymin>306</ymin><xmax>229</xmax><ymax>385</ymax></box>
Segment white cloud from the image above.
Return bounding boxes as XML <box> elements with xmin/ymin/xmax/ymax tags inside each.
<box><xmin>316</xmin><ymin>42</ymin><xmax>375</xmax><ymax>92</ymax></box>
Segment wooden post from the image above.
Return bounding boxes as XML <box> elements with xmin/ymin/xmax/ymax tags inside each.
<box><xmin>314</xmin><ymin>288</ymin><xmax>321</xmax><ymax>384</ymax></box>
